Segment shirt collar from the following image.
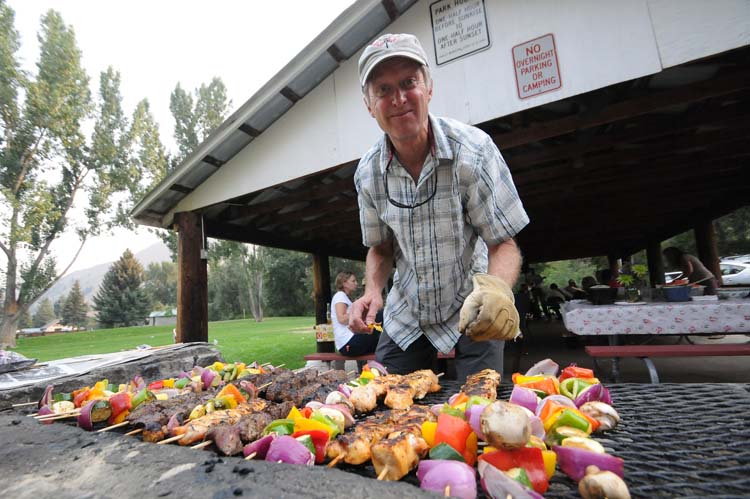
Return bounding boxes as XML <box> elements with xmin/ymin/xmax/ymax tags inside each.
<box><xmin>377</xmin><ymin>114</ymin><xmax>454</xmax><ymax>175</ymax></box>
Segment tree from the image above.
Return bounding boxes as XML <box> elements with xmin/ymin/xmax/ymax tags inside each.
<box><xmin>210</xmin><ymin>240</ymin><xmax>265</xmax><ymax>321</ymax></box>
<box><xmin>32</xmin><ymin>297</ymin><xmax>55</xmax><ymax>328</ymax></box>
<box><xmin>92</xmin><ymin>249</ymin><xmax>150</xmax><ymax>328</ymax></box>
<box><xmin>142</xmin><ymin>261</ymin><xmax>177</xmax><ymax>309</ymax></box>
<box><xmin>262</xmin><ymin>248</ymin><xmax>314</xmax><ymax>316</ymax></box>
<box><xmin>0</xmin><ymin>5</ymin><xmax>160</xmax><ymax>347</ymax></box>
<box><xmin>53</xmin><ymin>293</ymin><xmax>66</xmax><ymax>316</ymax></box>
<box><xmin>62</xmin><ymin>279</ymin><xmax>87</xmax><ymax>327</ymax></box>
<box><xmin>156</xmin><ymin>78</ymin><xmax>232</xmax><ymax>260</ymax></box>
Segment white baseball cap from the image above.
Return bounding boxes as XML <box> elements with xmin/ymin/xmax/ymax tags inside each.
<box><xmin>358</xmin><ymin>33</ymin><xmax>429</xmax><ymax>88</ymax></box>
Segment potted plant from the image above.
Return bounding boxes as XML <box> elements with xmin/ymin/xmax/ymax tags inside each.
<box><xmin>617</xmin><ymin>264</ymin><xmax>649</xmax><ymax>302</ymax></box>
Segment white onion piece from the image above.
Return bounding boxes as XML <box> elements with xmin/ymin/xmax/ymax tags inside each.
<box><xmin>479</xmin><ymin>460</ymin><xmax>544</xmax><ymax>499</ymax></box>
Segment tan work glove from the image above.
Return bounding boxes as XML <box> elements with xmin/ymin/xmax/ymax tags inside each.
<box><xmin>459</xmin><ymin>273</ymin><xmax>520</xmax><ymax>341</ymax></box>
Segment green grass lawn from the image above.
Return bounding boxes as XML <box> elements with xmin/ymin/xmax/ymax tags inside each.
<box><xmin>12</xmin><ymin>316</ymin><xmax>317</xmax><ymax>369</ymax></box>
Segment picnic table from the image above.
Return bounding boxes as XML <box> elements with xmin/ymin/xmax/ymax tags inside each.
<box><xmin>561</xmin><ymin>299</ymin><xmax>750</xmax><ymax>381</ymax></box>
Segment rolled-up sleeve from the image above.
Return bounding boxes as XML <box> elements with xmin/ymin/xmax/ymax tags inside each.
<box><xmin>463</xmin><ymin>137</ymin><xmax>529</xmax><ymax>245</ymax></box>
<box><xmin>355</xmin><ymin>163</ymin><xmax>391</xmax><ymax>248</ymax></box>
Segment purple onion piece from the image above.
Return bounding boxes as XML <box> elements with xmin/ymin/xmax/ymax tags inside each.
<box><xmin>509</xmin><ymin>385</ymin><xmax>539</xmax><ymax>413</ymax></box>
<box><xmin>38</xmin><ymin>385</ymin><xmax>54</xmax><ymax>409</ymax></box>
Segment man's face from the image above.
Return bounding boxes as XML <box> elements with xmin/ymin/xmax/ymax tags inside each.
<box><xmin>364</xmin><ymin>57</ymin><xmax>432</xmax><ymax>144</ymax></box>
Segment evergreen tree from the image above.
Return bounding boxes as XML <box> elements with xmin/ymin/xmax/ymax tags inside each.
<box><xmin>32</xmin><ymin>298</ymin><xmax>55</xmax><ymax>328</ymax></box>
<box><xmin>92</xmin><ymin>249</ymin><xmax>150</xmax><ymax>328</ymax></box>
<box><xmin>62</xmin><ymin>280</ymin><xmax>88</xmax><ymax>328</ymax></box>
<box><xmin>18</xmin><ymin>309</ymin><xmax>31</xmax><ymax>329</ymax></box>
<box><xmin>53</xmin><ymin>294</ymin><xmax>66</xmax><ymax>316</ymax></box>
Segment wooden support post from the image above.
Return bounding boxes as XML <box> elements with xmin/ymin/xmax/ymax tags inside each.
<box><xmin>175</xmin><ymin>212</ymin><xmax>208</xmax><ymax>343</ymax></box>
<box><xmin>646</xmin><ymin>241</ymin><xmax>665</xmax><ymax>287</ymax></box>
<box><xmin>694</xmin><ymin>220</ymin><xmax>723</xmax><ymax>286</ymax></box>
<box><xmin>312</xmin><ymin>253</ymin><xmax>331</xmax><ymax>325</ymax></box>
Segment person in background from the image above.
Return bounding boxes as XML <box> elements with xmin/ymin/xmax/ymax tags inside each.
<box><xmin>662</xmin><ymin>247</ymin><xmax>718</xmax><ymax>295</ymax></box>
<box><xmin>349</xmin><ymin>33</ymin><xmax>529</xmax><ymax>381</ymax></box>
<box><xmin>581</xmin><ymin>275</ymin><xmax>599</xmax><ymax>294</ymax></box>
<box><xmin>332</xmin><ymin>271</ymin><xmax>379</xmax><ymax>369</ymax></box>
<box><xmin>545</xmin><ymin>283</ymin><xmax>567</xmax><ymax>320</ymax></box>
<box><xmin>564</xmin><ymin>279</ymin><xmax>587</xmax><ymax>299</ymax></box>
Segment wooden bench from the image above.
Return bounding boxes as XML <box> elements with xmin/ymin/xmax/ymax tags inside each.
<box><xmin>586</xmin><ymin>344</ymin><xmax>750</xmax><ymax>383</ymax></box>
<box><xmin>304</xmin><ymin>350</ymin><xmax>455</xmax><ymax>371</ymax></box>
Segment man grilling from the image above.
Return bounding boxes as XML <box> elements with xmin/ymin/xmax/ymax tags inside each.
<box><xmin>349</xmin><ymin>33</ymin><xmax>529</xmax><ymax>381</ymax></box>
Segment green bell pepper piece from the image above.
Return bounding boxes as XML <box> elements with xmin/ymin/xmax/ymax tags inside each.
<box><xmin>131</xmin><ymin>389</ymin><xmax>155</xmax><ymax>409</ymax></box>
<box><xmin>262</xmin><ymin>418</ymin><xmax>295</xmax><ymax>436</ymax></box>
<box><xmin>560</xmin><ymin>378</ymin><xmax>594</xmax><ymax>399</ymax></box>
<box><xmin>428</xmin><ymin>442</ymin><xmax>466</xmax><ymax>462</ymax></box>
<box><xmin>550</xmin><ymin>409</ymin><xmax>590</xmax><ymax>434</ymax></box>
<box><xmin>439</xmin><ymin>404</ymin><xmax>467</xmax><ymax>420</ymax></box>
<box><xmin>52</xmin><ymin>392</ymin><xmax>73</xmax><ymax>403</ymax></box>
<box><xmin>310</xmin><ymin>412</ymin><xmax>341</xmax><ymax>439</ymax></box>
<box><xmin>506</xmin><ymin>467</ymin><xmax>533</xmax><ymax>489</ymax></box>
<box><xmin>174</xmin><ymin>377</ymin><xmax>191</xmax><ymax>389</ymax></box>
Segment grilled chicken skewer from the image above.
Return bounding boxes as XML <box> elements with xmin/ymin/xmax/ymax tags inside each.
<box><xmin>349</xmin><ymin>370</ymin><xmax>441</xmax><ymax>413</ymax></box>
<box><xmin>172</xmin><ymin>399</ymin><xmax>270</xmax><ymax>445</ymax></box>
<box><xmin>459</xmin><ymin>368</ymin><xmax>501</xmax><ymax>401</ymax></box>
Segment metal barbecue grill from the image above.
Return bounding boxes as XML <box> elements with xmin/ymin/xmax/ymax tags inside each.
<box><xmin>341</xmin><ymin>382</ymin><xmax>750</xmax><ymax>499</ymax></box>
<box><xmin>2</xmin><ymin>381</ymin><xmax>749</xmax><ymax>499</ymax></box>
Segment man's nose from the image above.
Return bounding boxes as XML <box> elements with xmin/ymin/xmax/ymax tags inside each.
<box><xmin>390</xmin><ymin>87</ymin><xmax>407</xmax><ymax>104</ymax></box>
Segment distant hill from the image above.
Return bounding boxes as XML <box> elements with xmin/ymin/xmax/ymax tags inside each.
<box><xmin>34</xmin><ymin>242</ymin><xmax>172</xmax><ymax>310</ymax></box>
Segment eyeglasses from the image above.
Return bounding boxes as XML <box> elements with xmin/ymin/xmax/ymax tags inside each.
<box><xmin>371</xmin><ymin>75</ymin><xmax>423</xmax><ymax>100</ymax></box>
<box><xmin>383</xmin><ymin>153</ymin><xmax>438</xmax><ymax>209</ymax></box>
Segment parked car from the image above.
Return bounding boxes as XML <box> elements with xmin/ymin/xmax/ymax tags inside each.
<box><xmin>720</xmin><ymin>256</ymin><xmax>750</xmax><ymax>286</ymax></box>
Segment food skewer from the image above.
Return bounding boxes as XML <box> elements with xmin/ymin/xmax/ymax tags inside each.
<box><xmin>156</xmin><ymin>435</ymin><xmax>183</xmax><ymax>445</ymax></box>
<box><xmin>125</xmin><ymin>428</ymin><xmax>143</xmax><ymax>436</ymax></box>
<box><xmin>192</xmin><ymin>441</ymin><xmax>213</xmax><ymax>450</ymax></box>
<box><xmin>244</xmin><ymin>452</ymin><xmax>257</xmax><ymax>461</ymax></box>
<box><xmin>377</xmin><ymin>468</ymin><xmax>389</xmax><ymax>480</ymax></box>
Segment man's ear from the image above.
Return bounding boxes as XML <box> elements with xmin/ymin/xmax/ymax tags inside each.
<box><xmin>364</xmin><ymin>95</ymin><xmax>375</xmax><ymax>118</ymax></box>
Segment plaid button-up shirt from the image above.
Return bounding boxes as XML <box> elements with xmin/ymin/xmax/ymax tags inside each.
<box><xmin>354</xmin><ymin>115</ymin><xmax>529</xmax><ymax>353</ymax></box>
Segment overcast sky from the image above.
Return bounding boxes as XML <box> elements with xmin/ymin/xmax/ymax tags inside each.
<box><xmin>7</xmin><ymin>0</ymin><xmax>356</xmax><ymax>273</ymax></box>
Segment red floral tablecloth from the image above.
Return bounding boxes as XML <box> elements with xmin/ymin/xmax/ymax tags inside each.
<box><xmin>561</xmin><ymin>299</ymin><xmax>750</xmax><ymax>335</ymax></box>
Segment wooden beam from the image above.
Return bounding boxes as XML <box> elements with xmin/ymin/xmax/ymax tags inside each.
<box><xmin>175</xmin><ymin>212</ymin><xmax>208</xmax><ymax>343</ymax></box>
<box><xmin>312</xmin><ymin>254</ymin><xmax>331</xmax><ymax>325</ymax></box>
<box><xmin>647</xmin><ymin>240</ymin><xmax>665</xmax><ymax>287</ymax></box>
<box><xmin>694</xmin><ymin>220</ymin><xmax>722</xmax><ymax>286</ymax></box>
<box><xmin>493</xmin><ymin>69</ymin><xmax>750</xmax><ymax>149</ymax></box>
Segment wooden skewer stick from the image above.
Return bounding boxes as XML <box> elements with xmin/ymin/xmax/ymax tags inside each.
<box><xmin>444</xmin><ymin>484</ymin><xmax>451</xmax><ymax>497</ymax></box>
<box><xmin>327</xmin><ymin>455</ymin><xmax>344</xmax><ymax>468</ymax></box>
<box><xmin>156</xmin><ymin>435</ymin><xmax>183</xmax><ymax>445</ymax></box>
<box><xmin>377</xmin><ymin>468</ymin><xmax>389</xmax><ymax>480</ymax></box>
<box><xmin>260</xmin><ymin>362</ymin><xmax>272</xmax><ymax>367</ymax></box>
<box><xmin>257</xmin><ymin>382</ymin><xmax>272</xmax><ymax>390</ymax></box>
<box><xmin>192</xmin><ymin>440</ymin><xmax>213</xmax><ymax>450</ymax></box>
<box><xmin>436</xmin><ymin>372</ymin><xmax>445</xmax><ymax>378</ymax></box>
<box><xmin>125</xmin><ymin>428</ymin><xmax>143</xmax><ymax>437</ymax></box>
<box><xmin>244</xmin><ymin>452</ymin><xmax>257</xmax><ymax>461</ymax></box>
<box><xmin>12</xmin><ymin>401</ymin><xmax>38</xmax><ymax>408</ymax></box>
<box><xmin>96</xmin><ymin>421</ymin><xmax>130</xmax><ymax>433</ymax></box>
<box><xmin>274</xmin><ymin>363</ymin><xmax>286</xmax><ymax>369</ymax></box>
<box><xmin>35</xmin><ymin>411</ymin><xmax>81</xmax><ymax>421</ymax></box>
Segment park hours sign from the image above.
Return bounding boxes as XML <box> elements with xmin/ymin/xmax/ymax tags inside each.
<box><xmin>512</xmin><ymin>34</ymin><xmax>562</xmax><ymax>99</ymax></box>
<box><xmin>430</xmin><ymin>0</ymin><xmax>490</xmax><ymax>65</ymax></box>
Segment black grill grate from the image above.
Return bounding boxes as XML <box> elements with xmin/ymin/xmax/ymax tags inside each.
<box><xmin>342</xmin><ymin>382</ymin><xmax>750</xmax><ymax>499</ymax></box>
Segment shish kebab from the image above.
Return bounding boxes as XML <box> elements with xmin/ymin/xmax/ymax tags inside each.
<box><xmin>327</xmin><ymin>368</ymin><xmax>501</xmax><ymax>480</ymax></box>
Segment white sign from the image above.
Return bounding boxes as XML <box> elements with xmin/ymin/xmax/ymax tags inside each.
<box><xmin>430</xmin><ymin>0</ymin><xmax>490</xmax><ymax>66</ymax></box>
<box><xmin>512</xmin><ymin>34</ymin><xmax>562</xmax><ymax>99</ymax></box>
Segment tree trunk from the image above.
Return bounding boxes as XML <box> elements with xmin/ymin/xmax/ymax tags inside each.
<box><xmin>0</xmin><ymin>311</ymin><xmax>20</xmax><ymax>349</ymax></box>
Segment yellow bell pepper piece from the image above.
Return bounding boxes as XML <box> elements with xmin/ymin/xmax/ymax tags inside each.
<box><xmin>212</xmin><ymin>361</ymin><xmax>225</xmax><ymax>372</ymax></box>
<box><xmin>110</xmin><ymin>410</ymin><xmax>129</xmax><ymax>425</ymax></box>
<box><xmin>360</xmin><ymin>370</ymin><xmax>376</xmax><ymax>380</ymax></box>
<box><xmin>94</xmin><ymin>379</ymin><xmax>109</xmax><ymax>392</ymax></box>
<box><xmin>542</xmin><ymin>450</ymin><xmax>557</xmax><ymax>479</ymax></box>
<box><xmin>294</xmin><ymin>417</ymin><xmax>336</xmax><ymax>437</ymax></box>
<box><xmin>155</xmin><ymin>392</ymin><xmax>169</xmax><ymax>401</ymax></box>
<box><xmin>287</xmin><ymin>406</ymin><xmax>304</xmax><ymax>421</ymax></box>
<box><xmin>421</xmin><ymin>421</ymin><xmax>437</xmax><ymax>447</ymax></box>
<box><xmin>483</xmin><ymin>446</ymin><xmax>498</xmax><ymax>454</ymax></box>
<box><xmin>163</xmin><ymin>378</ymin><xmax>175</xmax><ymax>388</ymax></box>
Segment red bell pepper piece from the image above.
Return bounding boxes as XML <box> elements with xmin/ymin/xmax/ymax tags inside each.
<box><xmin>109</xmin><ymin>392</ymin><xmax>132</xmax><ymax>417</ymax></box>
<box><xmin>479</xmin><ymin>447</ymin><xmax>549</xmax><ymax>494</ymax></box>
<box><xmin>300</xmin><ymin>407</ymin><xmax>313</xmax><ymax>419</ymax></box>
<box><xmin>434</xmin><ymin>413</ymin><xmax>473</xmax><ymax>456</ymax></box>
<box><xmin>520</xmin><ymin>377</ymin><xmax>559</xmax><ymax>396</ymax></box>
<box><xmin>292</xmin><ymin>430</ymin><xmax>329</xmax><ymax>464</ymax></box>
<box><xmin>148</xmin><ymin>380</ymin><xmax>164</xmax><ymax>391</ymax></box>
<box><xmin>559</xmin><ymin>365</ymin><xmax>595</xmax><ymax>382</ymax></box>
<box><xmin>73</xmin><ymin>389</ymin><xmax>91</xmax><ymax>408</ymax></box>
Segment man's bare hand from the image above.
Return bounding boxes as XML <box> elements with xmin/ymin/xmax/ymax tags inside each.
<box><xmin>349</xmin><ymin>294</ymin><xmax>383</xmax><ymax>333</ymax></box>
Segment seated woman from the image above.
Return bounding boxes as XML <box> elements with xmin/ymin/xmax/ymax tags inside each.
<box><xmin>331</xmin><ymin>271</ymin><xmax>380</xmax><ymax>369</ymax></box>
